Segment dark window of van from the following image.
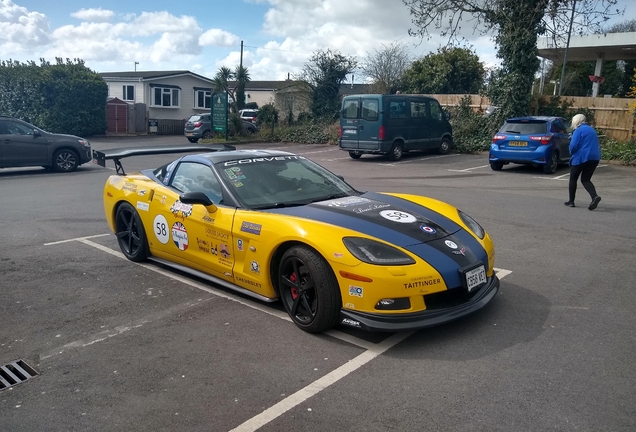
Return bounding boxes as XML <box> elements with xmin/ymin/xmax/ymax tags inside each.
<box><xmin>361</xmin><ymin>99</ymin><xmax>379</xmax><ymax>121</ymax></box>
<box><xmin>343</xmin><ymin>99</ymin><xmax>359</xmax><ymax>119</ymax></box>
<box><xmin>430</xmin><ymin>100</ymin><xmax>444</xmax><ymax>121</ymax></box>
<box><xmin>410</xmin><ymin>102</ymin><xmax>427</xmax><ymax>118</ymax></box>
<box><xmin>389</xmin><ymin>100</ymin><xmax>407</xmax><ymax>119</ymax></box>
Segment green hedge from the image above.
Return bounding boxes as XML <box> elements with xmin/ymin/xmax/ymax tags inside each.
<box><xmin>0</xmin><ymin>58</ymin><xmax>107</xmax><ymax>136</ymax></box>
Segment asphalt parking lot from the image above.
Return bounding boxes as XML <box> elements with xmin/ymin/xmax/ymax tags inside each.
<box><xmin>1</xmin><ymin>136</ymin><xmax>635</xmax><ymax>432</ymax></box>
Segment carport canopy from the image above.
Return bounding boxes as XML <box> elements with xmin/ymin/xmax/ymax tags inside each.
<box><xmin>537</xmin><ymin>32</ymin><xmax>636</xmax><ymax>96</ymax></box>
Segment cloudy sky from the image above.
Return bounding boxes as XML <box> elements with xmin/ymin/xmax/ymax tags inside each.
<box><xmin>1</xmin><ymin>0</ymin><xmax>635</xmax><ymax>81</ymax></box>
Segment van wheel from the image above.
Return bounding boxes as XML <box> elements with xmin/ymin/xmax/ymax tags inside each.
<box><xmin>348</xmin><ymin>151</ymin><xmax>362</xmax><ymax>159</ymax></box>
<box><xmin>438</xmin><ymin>138</ymin><xmax>452</xmax><ymax>155</ymax></box>
<box><xmin>388</xmin><ymin>143</ymin><xmax>403</xmax><ymax>161</ymax></box>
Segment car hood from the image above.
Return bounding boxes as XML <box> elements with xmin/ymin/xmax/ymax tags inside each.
<box><xmin>265</xmin><ymin>192</ymin><xmax>488</xmax><ymax>288</ymax></box>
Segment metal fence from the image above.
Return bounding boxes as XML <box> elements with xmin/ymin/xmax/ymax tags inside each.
<box><xmin>157</xmin><ymin>119</ymin><xmax>186</xmax><ymax>135</ymax></box>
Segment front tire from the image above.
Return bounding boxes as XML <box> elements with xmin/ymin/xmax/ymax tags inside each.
<box><xmin>543</xmin><ymin>152</ymin><xmax>558</xmax><ymax>174</ymax></box>
<box><xmin>388</xmin><ymin>142</ymin><xmax>403</xmax><ymax>161</ymax></box>
<box><xmin>348</xmin><ymin>151</ymin><xmax>362</xmax><ymax>159</ymax></box>
<box><xmin>278</xmin><ymin>246</ymin><xmax>341</xmax><ymax>333</ymax></box>
<box><xmin>115</xmin><ymin>202</ymin><xmax>149</xmax><ymax>262</ymax></box>
<box><xmin>52</xmin><ymin>149</ymin><xmax>79</xmax><ymax>172</ymax></box>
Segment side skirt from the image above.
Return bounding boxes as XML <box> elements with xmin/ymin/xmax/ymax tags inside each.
<box><xmin>148</xmin><ymin>256</ymin><xmax>278</xmax><ymax>303</ymax></box>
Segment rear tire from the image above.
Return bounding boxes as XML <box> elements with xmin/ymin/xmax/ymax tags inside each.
<box><xmin>52</xmin><ymin>149</ymin><xmax>79</xmax><ymax>172</ymax></box>
<box><xmin>187</xmin><ymin>138</ymin><xmax>198</xmax><ymax>143</ymax></box>
<box><xmin>201</xmin><ymin>130</ymin><xmax>213</xmax><ymax>139</ymax></box>
<box><xmin>490</xmin><ymin>161</ymin><xmax>504</xmax><ymax>171</ymax></box>
<box><xmin>278</xmin><ymin>246</ymin><xmax>341</xmax><ymax>333</ymax></box>
<box><xmin>543</xmin><ymin>152</ymin><xmax>558</xmax><ymax>174</ymax></box>
<box><xmin>388</xmin><ymin>142</ymin><xmax>403</xmax><ymax>161</ymax></box>
<box><xmin>348</xmin><ymin>151</ymin><xmax>362</xmax><ymax>159</ymax></box>
<box><xmin>115</xmin><ymin>202</ymin><xmax>149</xmax><ymax>262</ymax></box>
<box><xmin>438</xmin><ymin>137</ymin><xmax>451</xmax><ymax>155</ymax></box>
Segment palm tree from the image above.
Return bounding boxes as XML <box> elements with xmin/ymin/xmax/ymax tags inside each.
<box><xmin>234</xmin><ymin>65</ymin><xmax>251</xmax><ymax>112</ymax></box>
<box><xmin>211</xmin><ymin>65</ymin><xmax>251</xmax><ymax>113</ymax></box>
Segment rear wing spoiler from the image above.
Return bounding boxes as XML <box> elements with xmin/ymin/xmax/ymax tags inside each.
<box><xmin>92</xmin><ymin>143</ymin><xmax>236</xmax><ymax>175</ymax></box>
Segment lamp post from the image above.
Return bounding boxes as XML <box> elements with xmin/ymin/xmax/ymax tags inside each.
<box><xmin>134</xmin><ymin>62</ymin><xmax>139</xmax><ymax>72</ymax></box>
<box><xmin>558</xmin><ymin>0</ymin><xmax>577</xmax><ymax>96</ymax></box>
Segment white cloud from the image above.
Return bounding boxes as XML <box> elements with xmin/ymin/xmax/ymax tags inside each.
<box><xmin>0</xmin><ymin>0</ymin><xmax>51</xmax><ymax>49</ymax></box>
<box><xmin>199</xmin><ymin>29</ymin><xmax>240</xmax><ymax>47</ymax></box>
<box><xmin>70</xmin><ymin>8</ymin><xmax>114</xmax><ymax>23</ymax></box>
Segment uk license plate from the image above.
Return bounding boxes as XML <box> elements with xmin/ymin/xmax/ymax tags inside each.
<box><xmin>509</xmin><ymin>141</ymin><xmax>527</xmax><ymax>147</ymax></box>
<box><xmin>464</xmin><ymin>265</ymin><xmax>486</xmax><ymax>292</ymax></box>
<box><xmin>186</xmin><ymin>132</ymin><xmax>193</xmax><ymax>136</ymax></box>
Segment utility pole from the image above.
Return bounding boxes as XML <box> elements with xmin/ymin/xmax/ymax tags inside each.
<box><xmin>239</xmin><ymin>41</ymin><xmax>243</xmax><ymax>70</ymax></box>
<box><xmin>134</xmin><ymin>62</ymin><xmax>139</xmax><ymax>72</ymax></box>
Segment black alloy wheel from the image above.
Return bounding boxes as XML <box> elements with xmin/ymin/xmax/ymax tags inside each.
<box><xmin>52</xmin><ymin>149</ymin><xmax>79</xmax><ymax>172</ymax></box>
<box><xmin>278</xmin><ymin>246</ymin><xmax>340</xmax><ymax>333</ymax></box>
<box><xmin>115</xmin><ymin>202</ymin><xmax>149</xmax><ymax>262</ymax></box>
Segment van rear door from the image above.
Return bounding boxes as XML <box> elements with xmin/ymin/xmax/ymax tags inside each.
<box><xmin>340</xmin><ymin>97</ymin><xmax>360</xmax><ymax>149</ymax></box>
<box><xmin>358</xmin><ymin>97</ymin><xmax>380</xmax><ymax>150</ymax></box>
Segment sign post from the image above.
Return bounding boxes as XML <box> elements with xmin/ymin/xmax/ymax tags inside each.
<box><xmin>211</xmin><ymin>92</ymin><xmax>228</xmax><ymax>141</ymax></box>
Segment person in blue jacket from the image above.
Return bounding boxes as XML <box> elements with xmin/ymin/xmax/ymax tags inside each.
<box><xmin>564</xmin><ymin>114</ymin><xmax>602</xmax><ymax>210</ymax></box>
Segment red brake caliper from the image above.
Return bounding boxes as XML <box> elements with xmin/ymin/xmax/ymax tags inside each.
<box><xmin>290</xmin><ymin>272</ymin><xmax>298</xmax><ymax>299</ymax></box>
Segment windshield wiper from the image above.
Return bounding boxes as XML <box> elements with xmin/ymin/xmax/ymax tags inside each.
<box><xmin>310</xmin><ymin>193</ymin><xmax>349</xmax><ymax>203</ymax></box>
<box><xmin>251</xmin><ymin>201</ymin><xmax>308</xmax><ymax>210</ymax></box>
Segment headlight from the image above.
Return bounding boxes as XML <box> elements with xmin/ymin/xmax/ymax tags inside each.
<box><xmin>342</xmin><ymin>237</ymin><xmax>415</xmax><ymax>266</ymax></box>
<box><xmin>78</xmin><ymin>139</ymin><xmax>90</xmax><ymax>148</ymax></box>
<box><xmin>458</xmin><ymin>210</ymin><xmax>485</xmax><ymax>239</ymax></box>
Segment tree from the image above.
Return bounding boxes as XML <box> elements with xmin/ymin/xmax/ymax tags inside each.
<box><xmin>402</xmin><ymin>0</ymin><xmax>621</xmax><ymax>117</ymax></box>
<box><xmin>361</xmin><ymin>42</ymin><xmax>411</xmax><ymax>94</ymax></box>
<box><xmin>211</xmin><ymin>65</ymin><xmax>251</xmax><ymax>113</ymax></box>
<box><xmin>401</xmin><ymin>46</ymin><xmax>485</xmax><ymax>94</ymax></box>
<box><xmin>299</xmin><ymin>49</ymin><xmax>357</xmax><ymax>119</ymax></box>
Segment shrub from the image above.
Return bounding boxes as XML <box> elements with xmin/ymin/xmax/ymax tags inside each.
<box><xmin>448</xmin><ymin>95</ymin><xmax>501</xmax><ymax>153</ymax></box>
<box><xmin>599</xmin><ymin>137</ymin><xmax>636</xmax><ymax>165</ymax></box>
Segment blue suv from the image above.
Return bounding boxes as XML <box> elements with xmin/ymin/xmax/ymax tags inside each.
<box><xmin>489</xmin><ymin>116</ymin><xmax>571</xmax><ymax>174</ymax></box>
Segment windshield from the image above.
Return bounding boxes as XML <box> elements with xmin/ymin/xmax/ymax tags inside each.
<box><xmin>188</xmin><ymin>115</ymin><xmax>204</xmax><ymax>122</ymax></box>
<box><xmin>217</xmin><ymin>155</ymin><xmax>359</xmax><ymax>209</ymax></box>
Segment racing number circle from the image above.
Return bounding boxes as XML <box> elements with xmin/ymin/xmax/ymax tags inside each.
<box><xmin>153</xmin><ymin>215</ymin><xmax>170</xmax><ymax>244</ymax></box>
<box><xmin>379</xmin><ymin>210</ymin><xmax>417</xmax><ymax>223</ymax></box>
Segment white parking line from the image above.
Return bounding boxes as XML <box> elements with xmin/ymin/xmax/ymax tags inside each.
<box><xmin>43</xmin><ymin>233</ymin><xmax>110</xmax><ymax>246</ymax></box>
<box><xmin>229</xmin><ymin>331</ymin><xmax>415</xmax><ymax>432</ymax></box>
<box><xmin>533</xmin><ymin>164</ymin><xmax>607</xmax><ymax>181</ymax></box>
<box><xmin>448</xmin><ymin>164</ymin><xmax>490</xmax><ymax>173</ymax></box>
<box><xmin>380</xmin><ymin>153</ymin><xmax>461</xmax><ymax>166</ymax></box>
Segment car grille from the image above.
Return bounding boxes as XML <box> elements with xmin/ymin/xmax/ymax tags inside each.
<box><xmin>423</xmin><ymin>284</ymin><xmax>482</xmax><ymax>310</ymax></box>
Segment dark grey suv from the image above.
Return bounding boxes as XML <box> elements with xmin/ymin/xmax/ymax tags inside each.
<box><xmin>0</xmin><ymin>116</ymin><xmax>92</xmax><ymax>172</ymax></box>
<box><xmin>184</xmin><ymin>113</ymin><xmax>213</xmax><ymax>143</ymax></box>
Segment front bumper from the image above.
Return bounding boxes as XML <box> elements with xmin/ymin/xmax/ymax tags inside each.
<box><xmin>338</xmin><ymin>274</ymin><xmax>500</xmax><ymax>332</ymax></box>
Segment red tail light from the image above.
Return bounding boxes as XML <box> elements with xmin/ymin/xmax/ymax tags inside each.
<box><xmin>338</xmin><ymin>126</ymin><xmax>342</xmax><ymax>138</ymax></box>
<box><xmin>379</xmin><ymin>125</ymin><xmax>385</xmax><ymax>140</ymax></box>
<box><xmin>530</xmin><ymin>135</ymin><xmax>552</xmax><ymax>145</ymax></box>
<box><xmin>493</xmin><ymin>134</ymin><xmax>506</xmax><ymax>143</ymax></box>
<box><xmin>194</xmin><ymin>121</ymin><xmax>203</xmax><ymax>127</ymax></box>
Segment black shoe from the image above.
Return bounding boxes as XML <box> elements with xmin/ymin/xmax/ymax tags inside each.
<box><xmin>589</xmin><ymin>196</ymin><xmax>601</xmax><ymax>210</ymax></box>
<box><xmin>564</xmin><ymin>201</ymin><xmax>575</xmax><ymax>207</ymax></box>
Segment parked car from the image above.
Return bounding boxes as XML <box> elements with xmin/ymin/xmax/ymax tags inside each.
<box><xmin>239</xmin><ymin>109</ymin><xmax>259</xmax><ymax>124</ymax></box>
<box><xmin>338</xmin><ymin>94</ymin><xmax>453</xmax><ymax>161</ymax></box>
<box><xmin>488</xmin><ymin>116</ymin><xmax>571</xmax><ymax>174</ymax></box>
<box><xmin>184</xmin><ymin>113</ymin><xmax>213</xmax><ymax>143</ymax></box>
<box><xmin>94</xmin><ymin>145</ymin><xmax>499</xmax><ymax>333</ymax></box>
<box><xmin>0</xmin><ymin>115</ymin><xmax>92</xmax><ymax>172</ymax></box>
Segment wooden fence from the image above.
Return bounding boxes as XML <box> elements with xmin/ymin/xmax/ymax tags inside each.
<box><xmin>426</xmin><ymin>94</ymin><xmax>636</xmax><ymax>142</ymax></box>
<box><xmin>157</xmin><ymin>119</ymin><xmax>186</xmax><ymax>135</ymax></box>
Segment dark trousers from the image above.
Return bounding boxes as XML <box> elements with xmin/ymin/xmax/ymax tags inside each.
<box><xmin>569</xmin><ymin>160</ymin><xmax>599</xmax><ymax>202</ymax></box>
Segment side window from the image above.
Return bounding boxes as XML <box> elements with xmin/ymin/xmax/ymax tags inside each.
<box><xmin>389</xmin><ymin>100</ymin><xmax>407</xmax><ymax>119</ymax></box>
<box><xmin>170</xmin><ymin>162</ymin><xmax>223</xmax><ymax>204</ymax></box>
<box><xmin>342</xmin><ymin>100</ymin><xmax>359</xmax><ymax>119</ymax></box>
<box><xmin>429</xmin><ymin>101</ymin><xmax>444</xmax><ymax>121</ymax></box>
<box><xmin>2</xmin><ymin>120</ymin><xmax>34</xmax><ymax>135</ymax></box>
<box><xmin>551</xmin><ymin>120</ymin><xmax>565</xmax><ymax>133</ymax></box>
<box><xmin>410</xmin><ymin>102</ymin><xmax>427</xmax><ymax>118</ymax></box>
<box><xmin>361</xmin><ymin>99</ymin><xmax>379</xmax><ymax>121</ymax></box>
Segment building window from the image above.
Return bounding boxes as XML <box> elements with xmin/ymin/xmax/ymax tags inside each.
<box><xmin>195</xmin><ymin>90</ymin><xmax>211</xmax><ymax>109</ymax></box>
<box><xmin>122</xmin><ymin>85</ymin><xmax>135</xmax><ymax>101</ymax></box>
<box><xmin>153</xmin><ymin>87</ymin><xmax>180</xmax><ymax>107</ymax></box>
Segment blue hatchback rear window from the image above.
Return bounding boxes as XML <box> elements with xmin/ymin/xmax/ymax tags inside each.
<box><xmin>499</xmin><ymin>121</ymin><xmax>547</xmax><ymax>135</ymax></box>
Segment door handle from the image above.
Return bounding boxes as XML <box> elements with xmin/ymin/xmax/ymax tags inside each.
<box><xmin>358</xmin><ymin>125</ymin><xmax>364</xmax><ymax>130</ymax></box>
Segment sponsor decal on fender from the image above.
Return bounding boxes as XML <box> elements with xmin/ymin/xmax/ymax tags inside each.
<box><xmin>240</xmin><ymin>221</ymin><xmax>262</xmax><ymax>235</ymax></box>
<box><xmin>136</xmin><ymin>201</ymin><xmax>149</xmax><ymax>211</ymax></box>
<box><xmin>170</xmin><ymin>201</ymin><xmax>193</xmax><ymax>220</ymax></box>
<box><xmin>171</xmin><ymin>222</ymin><xmax>189</xmax><ymax>251</ymax></box>
<box><xmin>349</xmin><ymin>285</ymin><xmax>363</xmax><ymax>297</ymax></box>
<box><xmin>236</xmin><ymin>276</ymin><xmax>262</xmax><ymax>288</ymax></box>
<box><xmin>404</xmin><ymin>278</ymin><xmax>441</xmax><ymax>289</ymax></box>
<box><xmin>250</xmin><ymin>261</ymin><xmax>260</xmax><ymax>274</ymax></box>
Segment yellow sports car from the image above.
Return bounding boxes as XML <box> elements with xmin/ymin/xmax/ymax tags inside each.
<box><xmin>94</xmin><ymin>145</ymin><xmax>499</xmax><ymax>333</ymax></box>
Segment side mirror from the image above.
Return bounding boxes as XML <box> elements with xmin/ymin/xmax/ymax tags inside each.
<box><xmin>179</xmin><ymin>191</ymin><xmax>218</xmax><ymax>212</ymax></box>
<box><xmin>33</xmin><ymin>129</ymin><xmax>41</xmax><ymax>137</ymax></box>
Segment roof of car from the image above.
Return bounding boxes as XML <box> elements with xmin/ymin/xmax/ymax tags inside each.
<box><xmin>182</xmin><ymin>149</ymin><xmax>297</xmax><ymax>165</ymax></box>
<box><xmin>506</xmin><ymin>116</ymin><xmax>564</xmax><ymax>122</ymax></box>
